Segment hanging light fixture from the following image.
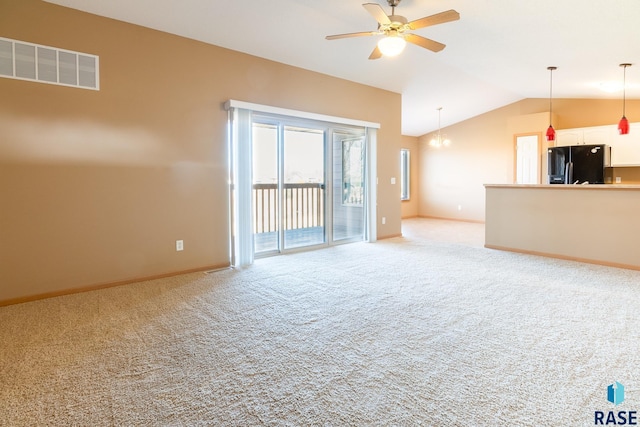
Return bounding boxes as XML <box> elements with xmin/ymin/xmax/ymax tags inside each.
<box><xmin>618</xmin><ymin>63</ymin><xmax>632</xmax><ymax>135</ymax></box>
<box><xmin>546</xmin><ymin>66</ymin><xmax>557</xmax><ymax>142</ymax></box>
<box><xmin>429</xmin><ymin>107</ymin><xmax>450</xmax><ymax>147</ymax></box>
<box><xmin>378</xmin><ymin>31</ymin><xmax>406</xmax><ymax>57</ymax></box>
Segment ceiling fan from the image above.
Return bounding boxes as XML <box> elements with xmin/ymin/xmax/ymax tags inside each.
<box><xmin>325</xmin><ymin>0</ymin><xmax>460</xmax><ymax>59</ymax></box>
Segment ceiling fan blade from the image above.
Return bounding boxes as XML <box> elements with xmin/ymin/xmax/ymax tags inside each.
<box><xmin>326</xmin><ymin>31</ymin><xmax>378</xmax><ymax>40</ymax></box>
<box><xmin>405</xmin><ymin>34</ymin><xmax>446</xmax><ymax>52</ymax></box>
<box><xmin>363</xmin><ymin>3</ymin><xmax>391</xmax><ymax>25</ymax></box>
<box><xmin>368</xmin><ymin>46</ymin><xmax>382</xmax><ymax>60</ymax></box>
<box><xmin>408</xmin><ymin>9</ymin><xmax>460</xmax><ymax>30</ymax></box>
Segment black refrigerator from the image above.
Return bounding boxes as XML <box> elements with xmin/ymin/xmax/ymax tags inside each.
<box><xmin>548</xmin><ymin>144</ymin><xmax>610</xmax><ymax>184</ymax></box>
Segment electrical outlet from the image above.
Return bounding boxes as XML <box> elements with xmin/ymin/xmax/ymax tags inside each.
<box><xmin>176</xmin><ymin>240</ymin><xmax>184</xmax><ymax>251</ymax></box>
<box><xmin>616</xmin><ymin>177</ymin><xmax>622</xmax><ymax>184</ymax></box>
<box><xmin>390</xmin><ymin>177</ymin><xmax>396</xmax><ymax>185</ymax></box>
<box><xmin>382</xmin><ymin>217</ymin><xmax>386</xmax><ymax>225</ymax></box>
<box><xmin>458</xmin><ymin>205</ymin><xmax>462</xmax><ymax>211</ymax></box>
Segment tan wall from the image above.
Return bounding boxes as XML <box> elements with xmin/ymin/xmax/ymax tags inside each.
<box><xmin>610</xmin><ymin>167</ymin><xmax>640</xmax><ymax>184</ymax></box>
<box><xmin>0</xmin><ymin>0</ymin><xmax>402</xmax><ymax>303</ymax></box>
<box><xmin>418</xmin><ymin>98</ymin><xmax>640</xmax><ymax>222</ymax></box>
<box><xmin>400</xmin><ymin>135</ymin><xmax>419</xmax><ymax>219</ymax></box>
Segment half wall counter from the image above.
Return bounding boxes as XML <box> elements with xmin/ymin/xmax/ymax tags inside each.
<box><xmin>484</xmin><ymin>184</ymin><xmax>640</xmax><ymax>270</ymax></box>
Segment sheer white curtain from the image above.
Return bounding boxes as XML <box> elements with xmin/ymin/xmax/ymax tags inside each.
<box><xmin>229</xmin><ymin>107</ymin><xmax>254</xmax><ymax>267</ymax></box>
<box><xmin>365</xmin><ymin>128</ymin><xmax>377</xmax><ymax>243</ymax></box>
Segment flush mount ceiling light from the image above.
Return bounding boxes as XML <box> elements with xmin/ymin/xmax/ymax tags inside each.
<box><xmin>546</xmin><ymin>66</ymin><xmax>557</xmax><ymax>142</ymax></box>
<box><xmin>377</xmin><ymin>31</ymin><xmax>406</xmax><ymax>57</ymax></box>
<box><xmin>429</xmin><ymin>107</ymin><xmax>450</xmax><ymax>148</ymax></box>
<box><xmin>618</xmin><ymin>63</ymin><xmax>632</xmax><ymax>135</ymax></box>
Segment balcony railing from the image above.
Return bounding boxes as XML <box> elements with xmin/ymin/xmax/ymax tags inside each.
<box><xmin>253</xmin><ymin>183</ymin><xmax>325</xmax><ymax>234</ymax></box>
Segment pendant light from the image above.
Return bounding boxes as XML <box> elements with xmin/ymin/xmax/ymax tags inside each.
<box><xmin>546</xmin><ymin>66</ymin><xmax>557</xmax><ymax>142</ymax></box>
<box><xmin>618</xmin><ymin>63</ymin><xmax>632</xmax><ymax>135</ymax></box>
<box><xmin>429</xmin><ymin>107</ymin><xmax>450</xmax><ymax>147</ymax></box>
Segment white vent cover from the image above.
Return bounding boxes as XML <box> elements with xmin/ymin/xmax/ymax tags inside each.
<box><xmin>0</xmin><ymin>37</ymin><xmax>99</xmax><ymax>90</ymax></box>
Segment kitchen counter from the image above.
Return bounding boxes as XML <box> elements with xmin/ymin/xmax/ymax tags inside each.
<box><xmin>485</xmin><ymin>183</ymin><xmax>640</xmax><ymax>190</ymax></box>
<box><xmin>484</xmin><ymin>184</ymin><xmax>640</xmax><ymax>270</ymax></box>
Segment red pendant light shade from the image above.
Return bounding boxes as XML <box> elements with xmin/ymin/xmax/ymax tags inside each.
<box><xmin>618</xmin><ymin>63</ymin><xmax>632</xmax><ymax>135</ymax></box>
<box><xmin>619</xmin><ymin>116</ymin><xmax>630</xmax><ymax>135</ymax></box>
<box><xmin>546</xmin><ymin>125</ymin><xmax>556</xmax><ymax>141</ymax></box>
<box><xmin>546</xmin><ymin>66</ymin><xmax>557</xmax><ymax>142</ymax></box>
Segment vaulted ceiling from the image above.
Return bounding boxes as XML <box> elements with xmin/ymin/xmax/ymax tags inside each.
<box><xmin>45</xmin><ymin>0</ymin><xmax>640</xmax><ymax>136</ymax></box>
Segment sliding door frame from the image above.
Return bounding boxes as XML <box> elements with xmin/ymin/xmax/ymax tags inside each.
<box><xmin>226</xmin><ymin>100</ymin><xmax>379</xmax><ymax>267</ymax></box>
<box><xmin>252</xmin><ymin>114</ymin><xmax>330</xmax><ymax>257</ymax></box>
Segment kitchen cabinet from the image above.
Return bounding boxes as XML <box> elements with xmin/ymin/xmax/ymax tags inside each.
<box><xmin>555</xmin><ymin>122</ymin><xmax>640</xmax><ymax>166</ymax></box>
<box><xmin>610</xmin><ymin>122</ymin><xmax>640</xmax><ymax>166</ymax></box>
<box><xmin>555</xmin><ymin>125</ymin><xmax>610</xmax><ymax>146</ymax></box>
<box><xmin>554</xmin><ymin>129</ymin><xmax>581</xmax><ymax>146</ymax></box>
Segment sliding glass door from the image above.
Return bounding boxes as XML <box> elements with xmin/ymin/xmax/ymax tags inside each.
<box><xmin>332</xmin><ymin>130</ymin><xmax>366</xmax><ymax>242</ymax></box>
<box><xmin>227</xmin><ymin>100</ymin><xmax>377</xmax><ymax>267</ymax></box>
<box><xmin>283</xmin><ymin>125</ymin><xmax>326</xmax><ymax>249</ymax></box>
<box><xmin>246</xmin><ymin>111</ymin><xmax>368</xmax><ymax>258</ymax></box>
<box><xmin>252</xmin><ymin>119</ymin><xmax>327</xmax><ymax>255</ymax></box>
<box><xmin>252</xmin><ymin>122</ymin><xmax>279</xmax><ymax>253</ymax></box>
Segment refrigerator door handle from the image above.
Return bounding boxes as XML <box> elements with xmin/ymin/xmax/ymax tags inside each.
<box><xmin>564</xmin><ymin>162</ymin><xmax>574</xmax><ymax>184</ymax></box>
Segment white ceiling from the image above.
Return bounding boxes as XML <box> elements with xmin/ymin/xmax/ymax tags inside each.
<box><xmin>45</xmin><ymin>0</ymin><xmax>640</xmax><ymax>136</ymax></box>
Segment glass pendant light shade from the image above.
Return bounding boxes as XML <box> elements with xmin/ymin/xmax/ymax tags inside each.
<box><xmin>618</xmin><ymin>116</ymin><xmax>629</xmax><ymax>135</ymax></box>
<box><xmin>378</xmin><ymin>34</ymin><xmax>406</xmax><ymax>57</ymax></box>
<box><xmin>546</xmin><ymin>66</ymin><xmax>557</xmax><ymax>142</ymax></box>
<box><xmin>618</xmin><ymin>64</ymin><xmax>632</xmax><ymax>135</ymax></box>
<box><xmin>429</xmin><ymin>107</ymin><xmax>450</xmax><ymax>147</ymax></box>
<box><xmin>546</xmin><ymin>125</ymin><xmax>556</xmax><ymax>142</ymax></box>
<box><xmin>429</xmin><ymin>135</ymin><xmax>451</xmax><ymax>147</ymax></box>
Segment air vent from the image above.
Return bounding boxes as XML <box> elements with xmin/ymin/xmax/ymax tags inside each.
<box><xmin>0</xmin><ymin>37</ymin><xmax>99</xmax><ymax>90</ymax></box>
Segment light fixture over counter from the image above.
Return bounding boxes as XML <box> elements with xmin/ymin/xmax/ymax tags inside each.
<box><xmin>618</xmin><ymin>63</ymin><xmax>632</xmax><ymax>135</ymax></box>
<box><xmin>546</xmin><ymin>66</ymin><xmax>557</xmax><ymax>142</ymax></box>
<box><xmin>430</xmin><ymin>107</ymin><xmax>450</xmax><ymax>148</ymax></box>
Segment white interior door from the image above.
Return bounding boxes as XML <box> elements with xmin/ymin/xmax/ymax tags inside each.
<box><xmin>516</xmin><ymin>134</ymin><xmax>540</xmax><ymax>184</ymax></box>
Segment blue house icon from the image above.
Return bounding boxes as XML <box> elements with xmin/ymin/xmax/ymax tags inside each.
<box><xmin>608</xmin><ymin>382</ymin><xmax>625</xmax><ymax>406</ymax></box>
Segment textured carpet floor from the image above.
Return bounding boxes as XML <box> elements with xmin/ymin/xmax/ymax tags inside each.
<box><xmin>2</xmin><ymin>218</ymin><xmax>640</xmax><ymax>426</ymax></box>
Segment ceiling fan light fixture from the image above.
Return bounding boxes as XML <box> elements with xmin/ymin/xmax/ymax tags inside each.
<box><xmin>378</xmin><ymin>34</ymin><xmax>406</xmax><ymax>57</ymax></box>
<box><xmin>325</xmin><ymin>2</ymin><xmax>459</xmax><ymax>60</ymax></box>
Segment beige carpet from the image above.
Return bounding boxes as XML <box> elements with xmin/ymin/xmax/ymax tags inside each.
<box><xmin>2</xmin><ymin>218</ymin><xmax>640</xmax><ymax>426</ymax></box>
